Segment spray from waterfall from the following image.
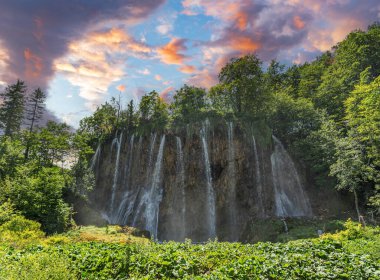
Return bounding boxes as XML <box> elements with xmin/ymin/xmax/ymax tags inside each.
<box><xmin>270</xmin><ymin>135</ymin><xmax>312</xmax><ymax>217</ymax></box>
<box><xmin>227</xmin><ymin>122</ymin><xmax>237</xmax><ymax>240</ymax></box>
<box><xmin>201</xmin><ymin>119</ymin><xmax>216</xmax><ymax>238</ymax></box>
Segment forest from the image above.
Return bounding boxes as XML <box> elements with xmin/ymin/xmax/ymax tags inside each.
<box><xmin>0</xmin><ymin>24</ymin><xmax>379</xmax><ymax>278</ymax></box>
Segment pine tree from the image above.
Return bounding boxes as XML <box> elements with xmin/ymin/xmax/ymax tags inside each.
<box><xmin>25</xmin><ymin>88</ymin><xmax>46</xmax><ymax>133</ymax></box>
<box><xmin>0</xmin><ymin>80</ymin><xmax>26</xmax><ymax>136</ymax></box>
<box><xmin>24</xmin><ymin>87</ymin><xmax>46</xmax><ymax>159</ymax></box>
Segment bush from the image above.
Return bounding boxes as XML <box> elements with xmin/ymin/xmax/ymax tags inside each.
<box><xmin>0</xmin><ymin>215</ymin><xmax>44</xmax><ymax>245</ymax></box>
<box><xmin>0</xmin><ymin>250</ymin><xmax>74</xmax><ymax>280</ymax></box>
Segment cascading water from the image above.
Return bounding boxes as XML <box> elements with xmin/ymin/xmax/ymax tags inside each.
<box><xmin>90</xmin><ymin>145</ymin><xmax>101</xmax><ymax>170</ymax></box>
<box><xmin>270</xmin><ymin>135</ymin><xmax>312</xmax><ymax>217</ymax></box>
<box><xmin>227</xmin><ymin>122</ymin><xmax>237</xmax><ymax>240</ymax></box>
<box><xmin>110</xmin><ymin>132</ymin><xmax>123</xmax><ymax>221</ymax></box>
<box><xmin>252</xmin><ymin>135</ymin><xmax>264</xmax><ymax>215</ymax></box>
<box><xmin>115</xmin><ymin>135</ymin><xmax>135</xmax><ymax>224</ymax></box>
<box><xmin>200</xmin><ymin>120</ymin><xmax>216</xmax><ymax>239</ymax></box>
<box><xmin>92</xmin><ymin>122</ymin><xmax>325</xmax><ymax>242</ymax></box>
<box><xmin>176</xmin><ymin>136</ymin><xmax>186</xmax><ymax>240</ymax></box>
<box><xmin>132</xmin><ymin>133</ymin><xmax>157</xmax><ymax>227</ymax></box>
<box><xmin>142</xmin><ymin>135</ymin><xmax>166</xmax><ymax>239</ymax></box>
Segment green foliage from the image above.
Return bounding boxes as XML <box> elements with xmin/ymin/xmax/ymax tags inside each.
<box><xmin>0</xmin><ymin>80</ymin><xmax>26</xmax><ymax>136</ymax></box>
<box><xmin>315</xmin><ymin>24</ymin><xmax>380</xmax><ymax>120</ymax></box>
<box><xmin>171</xmin><ymin>85</ymin><xmax>209</xmax><ymax>124</ymax></box>
<box><xmin>0</xmin><ymin>215</ymin><xmax>44</xmax><ymax>245</ymax></box>
<box><xmin>138</xmin><ymin>90</ymin><xmax>169</xmax><ymax>132</ymax></box>
<box><xmin>78</xmin><ymin>102</ymin><xmax>119</xmax><ymax>144</ymax></box>
<box><xmin>210</xmin><ymin>54</ymin><xmax>271</xmax><ymax>117</ymax></box>
<box><xmin>0</xmin><ymin>227</ymin><xmax>379</xmax><ymax>279</ymax></box>
<box><xmin>269</xmin><ymin>93</ymin><xmax>321</xmax><ymax>144</ymax></box>
<box><xmin>0</xmin><ymin>249</ymin><xmax>74</xmax><ymax>280</ymax></box>
<box><xmin>0</xmin><ymin>201</ymin><xmax>18</xmax><ymax>224</ymax></box>
<box><xmin>0</xmin><ymin>166</ymin><xmax>72</xmax><ymax>233</ymax></box>
<box><xmin>0</xmin><ymin>137</ymin><xmax>24</xmax><ymax>179</ymax></box>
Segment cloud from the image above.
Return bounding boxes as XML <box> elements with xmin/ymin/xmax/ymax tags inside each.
<box><xmin>0</xmin><ymin>0</ymin><xmax>165</xmax><ymax>89</ymax></box>
<box><xmin>138</xmin><ymin>68</ymin><xmax>151</xmax><ymax>75</ymax></box>
<box><xmin>155</xmin><ymin>74</ymin><xmax>162</xmax><ymax>81</ymax></box>
<box><xmin>116</xmin><ymin>84</ymin><xmax>126</xmax><ymax>92</ymax></box>
<box><xmin>160</xmin><ymin>86</ymin><xmax>174</xmax><ymax>101</ymax></box>
<box><xmin>181</xmin><ymin>0</ymin><xmax>380</xmax><ymax>88</ymax></box>
<box><xmin>157</xmin><ymin>38</ymin><xmax>188</xmax><ymax>65</ymax></box>
<box><xmin>53</xmin><ymin>27</ymin><xmax>154</xmax><ymax>109</ymax></box>
<box><xmin>179</xmin><ymin>65</ymin><xmax>196</xmax><ymax>74</ymax></box>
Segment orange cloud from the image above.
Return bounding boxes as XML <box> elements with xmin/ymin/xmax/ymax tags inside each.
<box><xmin>293</xmin><ymin>16</ymin><xmax>305</xmax><ymax>30</ymax></box>
<box><xmin>24</xmin><ymin>48</ymin><xmax>43</xmax><ymax>78</ymax></box>
<box><xmin>179</xmin><ymin>65</ymin><xmax>196</xmax><ymax>74</ymax></box>
<box><xmin>87</xmin><ymin>28</ymin><xmax>151</xmax><ymax>55</ymax></box>
<box><xmin>155</xmin><ymin>74</ymin><xmax>162</xmax><ymax>81</ymax></box>
<box><xmin>117</xmin><ymin>84</ymin><xmax>126</xmax><ymax>92</ymax></box>
<box><xmin>157</xmin><ymin>38</ymin><xmax>187</xmax><ymax>65</ymax></box>
<box><xmin>229</xmin><ymin>36</ymin><xmax>261</xmax><ymax>53</ymax></box>
<box><xmin>235</xmin><ymin>11</ymin><xmax>249</xmax><ymax>30</ymax></box>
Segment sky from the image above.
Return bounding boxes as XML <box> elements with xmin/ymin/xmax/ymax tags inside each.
<box><xmin>0</xmin><ymin>0</ymin><xmax>379</xmax><ymax>127</ymax></box>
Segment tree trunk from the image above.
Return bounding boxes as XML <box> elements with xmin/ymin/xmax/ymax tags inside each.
<box><xmin>353</xmin><ymin>189</ymin><xmax>366</xmax><ymax>227</ymax></box>
<box><xmin>353</xmin><ymin>189</ymin><xmax>361</xmax><ymax>220</ymax></box>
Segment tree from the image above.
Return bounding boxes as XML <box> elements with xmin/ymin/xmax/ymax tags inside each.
<box><xmin>0</xmin><ymin>80</ymin><xmax>26</xmax><ymax>136</ymax></box>
<box><xmin>171</xmin><ymin>85</ymin><xmax>208</xmax><ymax>123</ymax></box>
<box><xmin>33</xmin><ymin>121</ymin><xmax>72</xmax><ymax>168</ymax></box>
<box><xmin>138</xmin><ymin>90</ymin><xmax>168</xmax><ymax>131</ymax></box>
<box><xmin>0</xmin><ymin>165</ymin><xmax>72</xmax><ymax>233</ymax></box>
<box><xmin>265</xmin><ymin>59</ymin><xmax>286</xmax><ymax>93</ymax></box>
<box><xmin>24</xmin><ymin>88</ymin><xmax>46</xmax><ymax>160</ymax></box>
<box><xmin>345</xmin><ymin>73</ymin><xmax>380</xmax><ymax>212</ymax></box>
<box><xmin>315</xmin><ymin>25</ymin><xmax>380</xmax><ymax>121</ymax></box>
<box><xmin>125</xmin><ymin>100</ymin><xmax>137</xmax><ymax>131</ymax></box>
<box><xmin>330</xmin><ymin>134</ymin><xmax>377</xmax><ymax>221</ymax></box>
<box><xmin>78</xmin><ymin>102</ymin><xmax>118</xmax><ymax>145</ymax></box>
<box><xmin>210</xmin><ymin>54</ymin><xmax>270</xmax><ymax>117</ymax></box>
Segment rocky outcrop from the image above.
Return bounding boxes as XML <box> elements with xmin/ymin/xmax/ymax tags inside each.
<box><xmin>89</xmin><ymin>119</ymin><xmax>351</xmax><ymax>242</ymax></box>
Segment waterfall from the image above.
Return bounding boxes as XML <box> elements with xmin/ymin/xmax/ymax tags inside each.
<box><xmin>132</xmin><ymin>133</ymin><xmax>157</xmax><ymax>227</ymax></box>
<box><xmin>110</xmin><ymin>132</ymin><xmax>123</xmax><ymax>220</ymax></box>
<box><xmin>115</xmin><ymin>135</ymin><xmax>135</xmax><ymax>224</ymax></box>
<box><xmin>270</xmin><ymin>135</ymin><xmax>312</xmax><ymax>217</ymax></box>
<box><xmin>143</xmin><ymin>135</ymin><xmax>166</xmax><ymax>239</ymax></box>
<box><xmin>200</xmin><ymin>120</ymin><xmax>216</xmax><ymax>238</ymax></box>
<box><xmin>227</xmin><ymin>122</ymin><xmax>237</xmax><ymax>240</ymax></box>
<box><xmin>176</xmin><ymin>136</ymin><xmax>186</xmax><ymax>240</ymax></box>
<box><xmin>90</xmin><ymin>145</ymin><xmax>101</xmax><ymax>170</ymax></box>
<box><xmin>252</xmin><ymin>135</ymin><xmax>264</xmax><ymax>215</ymax></box>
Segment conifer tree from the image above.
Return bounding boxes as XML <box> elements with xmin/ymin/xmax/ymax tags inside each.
<box><xmin>0</xmin><ymin>80</ymin><xmax>26</xmax><ymax>136</ymax></box>
<box><xmin>24</xmin><ymin>87</ymin><xmax>46</xmax><ymax>159</ymax></box>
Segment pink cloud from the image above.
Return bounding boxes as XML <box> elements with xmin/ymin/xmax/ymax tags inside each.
<box><xmin>179</xmin><ymin>65</ymin><xmax>196</xmax><ymax>74</ymax></box>
<box><xmin>157</xmin><ymin>38</ymin><xmax>188</xmax><ymax>65</ymax></box>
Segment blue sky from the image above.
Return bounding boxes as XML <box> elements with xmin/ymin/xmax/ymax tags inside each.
<box><xmin>0</xmin><ymin>0</ymin><xmax>379</xmax><ymax>127</ymax></box>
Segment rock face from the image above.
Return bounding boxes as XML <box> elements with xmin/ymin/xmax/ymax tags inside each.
<box><xmin>89</xmin><ymin>120</ymin><xmax>346</xmax><ymax>242</ymax></box>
